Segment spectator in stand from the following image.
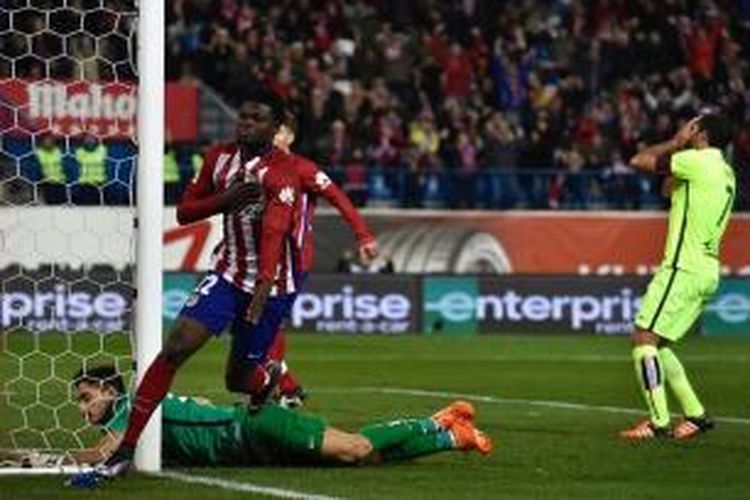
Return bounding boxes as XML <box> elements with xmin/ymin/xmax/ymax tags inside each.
<box><xmin>454</xmin><ymin>131</ymin><xmax>480</xmax><ymax>208</ymax></box>
<box><xmin>441</xmin><ymin>43</ymin><xmax>473</xmax><ymax>101</ymax></box>
<box><xmin>36</xmin><ymin>134</ymin><xmax>67</xmax><ymax>205</ymax></box>
<box><xmin>377</xmin><ymin>23</ymin><xmax>415</xmax><ymax>107</ymax></box>
<box><xmin>73</xmin><ymin>134</ymin><xmax>108</xmax><ymax>206</ymax></box>
<box><xmin>369</xmin><ymin>116</ymin><xmax>405</xmax><ymax>203</ymax></box>
<box><xmin>316</xmin><ymin>119</ymin><xmax>352</xmax><ymax>168</ymax></box>
<box><xmin>343</xmin><ymin>148</ymin><xmax>368</xmax><ymax>207</ymax></box>
<box><xmin>409</xmin><ymin>111</ymin><xmax>441</xmax><ymax>167</ymax></box>
<box><xmin>164</xmin><ymin>142</ymin><xmax>183</xmax><ymax>205</ymax></box>
<box><xmin>482</xmin><ymin>112</ymin><xmax>521</xmax><ymax>208</ymax></box>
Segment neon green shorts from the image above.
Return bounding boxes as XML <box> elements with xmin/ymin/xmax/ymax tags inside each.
<box><xmin>237</xmin><ymin>404</ymin><xmax>327</xmax><ymax>465</ymax></box>
<box><xmin>635</xmin><ymin>267</ymin><xmax>718</xmax><ymax>342</ymax></box>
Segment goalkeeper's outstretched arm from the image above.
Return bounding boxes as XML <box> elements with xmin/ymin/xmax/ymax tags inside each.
<box><xmin>66</xmin><ymin>431</ymin><xmax>121</xmax><ymax>465</ymax></box>
<box><xmin>0</xmin><ymin>431</ymin><xmax>119</xmax><ymax>468</ymax></box>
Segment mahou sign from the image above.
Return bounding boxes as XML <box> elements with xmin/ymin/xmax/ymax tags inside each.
<box><xmin>0</xmin><ymin>79</ymin><xmax>135</xmax><ymax>138</ymax></box>
<box><xmin>0</xmin><ymin>79</ymin><xmax>198</xmax><ymax>141</ymax></box>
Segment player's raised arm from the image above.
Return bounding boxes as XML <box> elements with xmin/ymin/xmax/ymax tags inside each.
<box><xmin>629</xmin><ymin>117</ymin><xmax>701</xmax><ymax>173</ymax></box>
<box><xmin>298</xmin><ymin>160</ymin><xmax>378</xmax><ymax>263</ymax></box>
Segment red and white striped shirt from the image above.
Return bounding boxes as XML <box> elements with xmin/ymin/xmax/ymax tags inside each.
<box><xmin>177</xmin><ymin>143</ymin><xmax>300</xmax><ymax>295</ymax></box>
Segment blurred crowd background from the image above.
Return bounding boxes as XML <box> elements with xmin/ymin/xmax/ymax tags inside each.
<box><xmin>164</xmin><ymin>0</ymin><xmax>750</xmax><ymax>209</ymax></box>
<box><xmin>2</xmin><ymin>0</ymin><xmax>749</xmax><ymax>209</ymax></box>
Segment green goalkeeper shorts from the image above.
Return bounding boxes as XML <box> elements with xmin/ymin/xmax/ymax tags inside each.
<box><xmin>635</xmin><ymin>267</ymin><xmax>719</xmax><ymax>341</ymax></box>
<box><xmin>237</xmin><ymin>404</ymin><xmax>327</xmax><ymax>465</ymax></box>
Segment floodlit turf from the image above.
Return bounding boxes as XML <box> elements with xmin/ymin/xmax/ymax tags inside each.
<box><xmin>2</xmin><ymin>334</ymin><xmax>750</xmax><ymax>499</ymax></box>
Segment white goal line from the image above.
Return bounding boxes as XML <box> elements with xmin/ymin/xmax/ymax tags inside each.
<box><xmin>154</xmin><ymin>470</ymin><xmax>343</xmax><ymax>500</ymax></box>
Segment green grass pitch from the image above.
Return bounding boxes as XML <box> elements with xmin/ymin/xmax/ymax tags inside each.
<box><xmin>2</xmin><ymin>334</ymin><xmax>749</xmax><ymax>499</ymax></box>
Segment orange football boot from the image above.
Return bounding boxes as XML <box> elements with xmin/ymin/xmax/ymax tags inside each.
<box><xmin>431</xmin><ymin>400</ymin><xmax>475</xmax><ymax>429</ymax></box>
<box><xmin>673</xmin><ymin>415</ymin><xmax>714</xmax><ymax>440</ymax></box>
<box><xmin>619</xmin><ymin>419</ymin><xmax>671</xmax><ymax>440</ymax></box>
<box><xmin>450</xmin><ymin>420</ymin><xmax>493</xmax><ymax>455</ymax></box>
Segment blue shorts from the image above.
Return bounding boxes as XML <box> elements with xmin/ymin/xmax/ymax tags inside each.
<box><xmin>180</xmin><ymin>273</ymin><xmax>295</xmax><ymax>363</ymax></box>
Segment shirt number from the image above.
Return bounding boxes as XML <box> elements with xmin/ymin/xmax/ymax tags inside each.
<box><xmin>716</xmin><ymin>185</ymin><xmax>734</xmax><ymax>228</ymax></box>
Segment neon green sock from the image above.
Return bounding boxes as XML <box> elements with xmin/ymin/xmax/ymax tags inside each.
<box><xmin>632</xmin><ymin>345</ymin><xmax>670</xmax><ymax>428</ymax></box>
<box><xmin>359</xmin><ymin>418</ymin><xmax>437</xmax><ymax>451</ymax></box>
<box><xmin>659</xmin><ymin>347</ymin><xmax>705</xmax><ymax>418</ymax></box>
<box><xmin>380</xmin><ymin>432</ymin><xmax>455</xmax><ymax>462</ymax></box>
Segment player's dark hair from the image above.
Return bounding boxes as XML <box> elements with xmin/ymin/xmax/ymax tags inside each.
<box><xmin>239</xmin><ymin>86</ymin><xmax>286</xmax><ymax>125</ymax></box>
<box><xmin>72</xmin><ymin>365</ymin><xmax>125</xmax><ymax>396</ymax></box>
<box><xmin>282</xmin><ymin>109</ymin><xmax>297</xmax><ymax>133</ymax></box>
<box><xmin>698</xmin><ymin>112</ymin><xmax>732</xmax><ymax>149</ymax></box>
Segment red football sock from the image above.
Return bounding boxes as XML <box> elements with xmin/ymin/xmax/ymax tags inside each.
<box><xmin>279</xmin><ymin>368</ymin><xmax>301</xmax><ymax>394</ymax></box>
<box><xmin>246</xmin><ymin>365</ymin><xmax>268</xmax><ymax>393</ymax></box>
<box><xmin>121</xmin><ymin>353</ymin><xmax>178</xmax><ymax>449</ymax></box>
<box><xmin>268</xmin><ymin>328</ymin><xmax>286</xmax><ymax>361</ymax></box>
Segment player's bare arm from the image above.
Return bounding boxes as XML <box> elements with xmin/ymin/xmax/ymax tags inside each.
<box><xmin>67</xmin><ymin>432</ymin><xmax>121</xmax><ymax>466</ymax></box>
<box><xmin>629</xmin><ymin>116</ymin><xmax>701</xmax><ymax>173</ymax></box>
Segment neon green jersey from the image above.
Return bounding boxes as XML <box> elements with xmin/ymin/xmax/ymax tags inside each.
<box><xmin>104</xmin><ymin>393</ymin><xmax>243</xmax><ymax>466</ymax></box>
<box><xmin>664</xmin><ymin>148</ymin><xmax>736</xmax><ymax>276</ymax></box>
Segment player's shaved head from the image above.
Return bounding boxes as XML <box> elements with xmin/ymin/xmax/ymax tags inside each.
<box><xmin>239</xmin><ymin>87</ymin><xmax>286</xmax><ymax>126</ymax></box>
<box><xmin>236</xmin><ymin>87</ymin><xmax>287</xmax><ymax>150</ymax></box>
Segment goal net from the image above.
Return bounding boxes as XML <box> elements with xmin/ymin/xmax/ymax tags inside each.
<box><xmin>0</xmin><ymin>0</ymin><xmax>161</xmax><ymax>473</ymax></box>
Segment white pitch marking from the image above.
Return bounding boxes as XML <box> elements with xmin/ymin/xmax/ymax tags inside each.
<box><xmin>281</xmin><ymin>354</ymin><xmax>750</xmax><ymax>363</ymax></box>
<box><xmin>314</xmin><ymin>387</ymin><xmax>750</xmax><ymax>426</ymax></box>
<box><xmin>155</xmin><ymin>470</ymin><xmax>343</xmax><ymax>500</ymax></box>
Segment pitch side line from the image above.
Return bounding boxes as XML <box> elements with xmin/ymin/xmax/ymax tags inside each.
<box><xmin>315</xmin><ymin>387</ymin><xmax>750</xmax><ymax>426</ymax></box>
<box><xmin>155</xmin><ymin>470</ymin><xmax>342</xmax><ymax>500</ymax></box>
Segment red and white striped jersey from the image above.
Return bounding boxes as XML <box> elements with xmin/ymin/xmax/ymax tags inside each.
<box><xmin>178</xmin><ymin>143</ymin><xmax>301</xmax><ymax>295</ymax></box>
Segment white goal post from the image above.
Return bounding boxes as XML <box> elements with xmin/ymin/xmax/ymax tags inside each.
<box><xmin>134</xmin><ymin>0</ymin><xmax>164</xmax><ymax>473</ymax></box>
<box><xmin>0</xmin><ymin>0</ymin><xmax>163</xmax><ymax>474</ymax></box>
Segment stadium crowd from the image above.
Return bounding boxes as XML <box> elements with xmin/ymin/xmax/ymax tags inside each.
<box><xmin>163</xmin><ymin>0</ymin><xmax>750</xmax><ymax>209</ymax></box>
<box><xmin>2</xmin><ymin>0</ymin><xmax>748</xmax><ymax>209</ymax></box>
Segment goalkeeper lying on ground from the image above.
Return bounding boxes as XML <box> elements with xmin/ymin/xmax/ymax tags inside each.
<box><xmin>64</xmin><ymin>365</ymin><xmax>490</xmax><ymax>484</ymax></box>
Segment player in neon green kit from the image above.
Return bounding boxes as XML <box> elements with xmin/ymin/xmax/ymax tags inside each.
<box><xmin>623</xmin><ymin>112</ymin><xmax>736</xmax><ymax>440</ymax></box>
<box><xmin>67</xmin><ymin>366</ymin><xmax>491</xmax><ymax>477</ymax></box>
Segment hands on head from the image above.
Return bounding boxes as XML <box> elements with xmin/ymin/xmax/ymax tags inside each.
<box><xmin>673</xmin><ymin>116</ymin><xmax>702</xmax><ymax>149</ymax></box>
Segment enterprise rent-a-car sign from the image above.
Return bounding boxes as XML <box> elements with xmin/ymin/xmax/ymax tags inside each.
<box><xmin>291</xmin><ymin>275</ymin><xmax>418</xmax><ymax>334</ymax></box>
<box><xmin>0</xmin><ymin>266</ymin><xmax>132</xmax><ymax>332</ymax></box>
<box><xmin>423</xmin><ymin>276</ymin><xmax>650</xmax><ymax>335</ymax></box>
<box><xmin>8</xmin><ymin>269</ymin><xmax>748</xmax><ymax>336</ymax></box>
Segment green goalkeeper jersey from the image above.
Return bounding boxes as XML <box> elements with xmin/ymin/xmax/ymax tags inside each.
<box><xmin>665</xmin><ymin>148</ymin><xmax>735</xmax><ymax>276</ymax></box>
<box><xmin>105</xmin><ymin>393</ymin><xmax>243</xmax><ymax>466</ymax></box>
